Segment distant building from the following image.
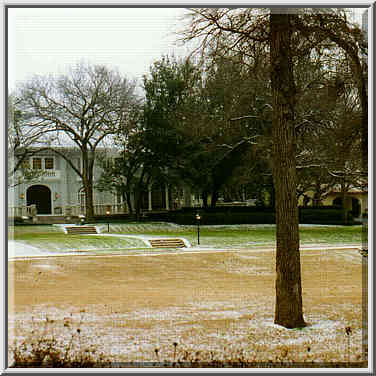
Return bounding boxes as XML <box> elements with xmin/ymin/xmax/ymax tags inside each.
<box><xmin>298</xmin><ymin>184</ymin><xmax>368</xmax><ymax>219</ymax></box>
<box><xmin>9</xmin><ymin>147</ymin><xmax>192</xmax><ymax>221</ymax></box>
<box><xmin>323</xmin><ymin>186</ymin><xmax>368</xmax><ymax>218</ymax></box>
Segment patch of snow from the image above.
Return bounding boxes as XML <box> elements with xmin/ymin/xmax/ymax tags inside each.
<box><xmin>33</xmin><ymin>264</ymin><xmax>58</xmax><ymax>270</ymax></box>
<box><xmin>283</xmin><ymin>337</ymin><xmax>309</xmax><ymax>346</ymax></box>
<box><xmin>237</xmin><ymin>254</ymin><xmax>259</xmax><ymax>260</ymax></box>
<box><xmin>207</xmin><ymin>310</ymin><xmax>243</xmax><ymax>319</ymax></box>
<box><xmin>8</xmin><ymin>240</ymin><xmax>76</xmax><ymax>258</ymax></box>
<box><xmin>262</xmin><ymin>317</ymin><xmax>342</xmax><ymax>332</ymax></box>
<box><xmin>307</xmin><ymin>320</ymin><xmax>342</xmax><ymax>330</ymax></box>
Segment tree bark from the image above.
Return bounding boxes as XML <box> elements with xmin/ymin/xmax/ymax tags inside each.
<box><xmin>81</xmin><ymin>148</ymin><xmax>95</xmax><ymax>220</ymax></box>
<box><xmin>134</xmin><ymin>193</ymin><xmax>143</xmax><ymax>221</ymax></box>
<box><xmin>210</xmin><ymin>190</ymin><xmax>219</xmax><ymax>208</ymax></box>
<box><xmin>270</xmin><ymin>11</ymin><xmax>306</xmax><ymax>328</ymax></box>
<box><xmin>84</xmin><ymin>180</ymin><xmax>94</xmax><ymax>220</ymax></box>
<box><xmin>202</xmin><ymin>191</ymin><xmax>208</xmax><ymax>208</ymax></box>
<box><xmin>125</xmin><ymin>191</ymin><xmax>133</xmax><ymax>214</ymax></box>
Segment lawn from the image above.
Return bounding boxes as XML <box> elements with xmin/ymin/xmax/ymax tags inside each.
<box><xmin>8</xmin><ymin>246</ymin><xmax>367</xmax><ymax>367</ymax></box>
<box><xmin>9</xmin><ymin>223</ymin><xmax>363</xmax><ymax>252</ymax></box>
<box><xmin>8</xmin><ymin>222</ymin><xmax>367</xmax><ymax>367</ymax></box>
<box><xmin>10</xmin><ymin>232</ymin><xmax>146</xmax><ymax>252</ymax></box>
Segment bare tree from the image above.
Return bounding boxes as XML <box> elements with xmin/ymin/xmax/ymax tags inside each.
<box><xmin>7</xmin><ymin>94</ymin><xmax>53</xmax><ymax>187</ymax></box>
<box><xmin>293</xmin><ymin>10</ymin><xmax>367</xmax><ymax>174</ymax></box>
<box><xmin>15</xmin><ymin>63</ymin><xmax>139</xmax><ymax>219</ymax></box>
<box><xmin>180</xmin><ymin>7</ymin><xmax>307</xmax><ymax>328</ymax></box>
<box><xmin>180</xmin><ymin>6</ymin><xmax>367</xmax><ymax>329</ymax></box>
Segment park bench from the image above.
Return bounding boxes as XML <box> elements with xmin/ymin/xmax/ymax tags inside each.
<box><xmin>65</xmin><ymin>226</ymin><xmax>98</xmax><ymax>235</ymax></box>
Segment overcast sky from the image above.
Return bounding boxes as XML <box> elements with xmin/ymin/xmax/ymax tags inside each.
<box><xmin>8</xmin><ymin>7</ymin><xmax>191</xmax><ymax>91</ymax></box>
<box><xmin>8</xmin><ymin>6</ymin><xmax>367</xmax><ymax>92</ymax></box>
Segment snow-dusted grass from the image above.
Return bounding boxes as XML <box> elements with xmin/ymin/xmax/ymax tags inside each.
<box><xmin>8</xmin><ymin>223</ymin><xmax>365</xmax><ymax>367</ymax></box>
<box><xmin>10</xmin><ymin>223</ymin><xmax>362</xmax><ymax>253</ymax></box>
<box><xmin>9</xmin><ymin>247</ymin><xmax>366</xmax><ymax>367</ymax></box>
<box><xmin>11</xmin><ymin>233</ymin><xmax>147</xmax><ymax>252</ymax></box>
<box><xmin>9</xmin><ymin>303</ymin><xmax>365</xmax><ymax>366</ymax></box>
<box><xmin>97</xmin><ymin>223</ymin><xmax>363</xmax><ymax>248</ymax></box>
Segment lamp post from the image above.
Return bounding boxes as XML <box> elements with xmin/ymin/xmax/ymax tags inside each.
<box><xmin>196</xmin><ymin>212</ymin><xmax>201</xmax><ymax>245</ymax></box>
<box><xmin>79</xmin><ymin>214</ymin><xmax>85</xmax><ymax>226</ymax></box>
<box><xmin>106</xmin><ymin>210</ymin><xmax>110</xmax><ymax>232</ymax></box>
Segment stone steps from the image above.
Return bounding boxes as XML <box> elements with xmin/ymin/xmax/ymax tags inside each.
<box><xmin>149</xmin><ymin>238</ymin><xmax>186</xmax><ymax>248</ymax></box>
<box><xmin>65</xmin><ymin>226</ymin><xmax>98</xmax><ymax>235</ymax></box>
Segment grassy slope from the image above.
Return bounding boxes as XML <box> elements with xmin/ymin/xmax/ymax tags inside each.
<box><xmin>9</xmin><ymin>223</ymin><xmax>362</xmax><ymax>251</ymax></box>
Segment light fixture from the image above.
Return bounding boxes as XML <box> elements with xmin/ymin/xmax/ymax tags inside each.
<box><xmin>196</xmin><ymin>212</ymin><xmax>201</xmax><ymax>245</ymax></box>
<box><xmin>106</xmin><ymin>210</ymin><xmax>111</xmax><ymax>232</ymax></box>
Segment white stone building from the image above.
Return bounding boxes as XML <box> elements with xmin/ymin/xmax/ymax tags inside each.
<box><xmin>9</xmin><ymin>147</ymin><xmax>191</xmax><ymax>221</ymax></box>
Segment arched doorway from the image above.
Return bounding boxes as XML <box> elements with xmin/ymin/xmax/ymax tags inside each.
<box><xmin>26</xmin><ymin>185</ymin><xmax>52</xmax><ymax>214</ymax></box>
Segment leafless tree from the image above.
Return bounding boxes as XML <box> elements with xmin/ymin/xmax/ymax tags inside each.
<box><xmin>293</xmin><ymin>10</ymin><xmax>367</xmax><ymax>175</ymax></box>
<box><xmin>15</xmin><ymin>63</ymin><xmax>139</xmax><ymax>219</ymax></box>
<box><xmin>179</xmin><ymin>7</ymin><xmax>366</xmax><ymax>328</ymax></box>
<box><xmin>180</xmin><ymin>7</ymin><xmax>306</xmax><ymax>328</ymax></box>
<box><xmin>7</xmin><ymin>94</ymin><xmax>53</xmax><ymax>187</ymax></box>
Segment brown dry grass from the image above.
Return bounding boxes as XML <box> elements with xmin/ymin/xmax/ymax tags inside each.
<box><xmin>8</xmin><ymin>248</ymin><xmax>367</xmax><ymax>367</ymax></box>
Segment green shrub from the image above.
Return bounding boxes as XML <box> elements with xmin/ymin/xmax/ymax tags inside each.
<box><xmin>299</xmin><ymin>208</ymin><xmax>348</xmax><ymax>225</ymax></box>
<box><xmin>93</xmin><ymin>206</ymin><xmax>357</xmax><ymax>226</ymax></box>
<box><xmin>167</xmin><ymin>211</ymin><xmax>275</xmax><ymax>225</ymax></box>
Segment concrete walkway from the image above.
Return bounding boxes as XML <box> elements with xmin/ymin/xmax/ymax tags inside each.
<box><xmin>8</xmin><ymin>237</ymin><xmax>361</xmax><ymax>261</ymax></box>
<box><xmin>8</xmin><ymin>240</ymin><xmax>82</xmax><ymax>259</ymax></box>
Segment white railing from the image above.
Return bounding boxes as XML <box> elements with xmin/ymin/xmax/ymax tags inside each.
<box><xmin>9</xmin><ymin>203</ymin><xmax>127</xmax><ymax>218</ymax></box>
<box><xmin>64</xmin><ymin>203</ymin><xmax>128</xmax><ymax>216</ymax></box>
<box><xmin>9</xmin><ymin>205</ymin><xmax>37</xmax><ymax>218</ymax></box>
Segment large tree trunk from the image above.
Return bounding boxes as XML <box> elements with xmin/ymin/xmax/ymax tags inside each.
<box><xmin>125</xmin><ymin>191</ymin><xmax>133</xmax><ymax>214</ymax></box>
<box><xmin>210</xmin><ymin>190</ymin><xmax>219</xmax><ymax>208</ymax></box>
<box><xmin>84</xmin><ymin>181</ymin><xmax>95</xmax><ymax>220</ymax></box>
<box><xmin>82</xmin><ymin>150</ymin><xmax>95</xmax><ymax>220</ymax></box>
<box><xmin>133</xmin><ymin>184</ymin><xmax>144</xmax><ymax>221</ymax></box>
<box><xmin>360</xmin><ymin>75</ymin><xmax>368</xmax><ymax>177</ymax></box>
<box><xmin>134</xmin><ymin>169</ymin><xmax>150</xmax><ymax>221</ymax></box>
<box><xmin>202</xmin><ymin>191</ymin><xmax>208</xmax><ymax>208</ymax></box>
<box><xmin>134</xmin><ymin>192</ymin><xmax>143</xmax><ymax>221</ymax></box>
<box><xmin>270</xmin><ymin>11</ymin><xmax>306</xmax><ymax>328</ymax></box>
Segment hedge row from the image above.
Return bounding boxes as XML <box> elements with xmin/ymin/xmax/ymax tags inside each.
<box><xmin>169</xmin><ymin>211</ymin><xmax>276</xmax><ymax>225</ymax></box>
<box><xmin>147</xmin><ymin>207</ymin><xmax>357</xmax><ymax>226</ymax></box>
<box><xmin>12</xmin><ymin>206</ymin><xmax>357</xmax><ymax>226</ymax></box>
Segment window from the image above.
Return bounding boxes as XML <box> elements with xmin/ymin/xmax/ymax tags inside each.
<box><xmin>33</xmin><ymin>158</ymin><xmax>42</xmax><ymax>170</ymax></box>
<box><xmin>30</xmin><ymin>156</ymin><xmax>55</xmax><ymax>170</ymax></box>
<box><xmin>45</xmin><ymin>158</ymin><xmax>54</xmax><ymax>170</ymax></box>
